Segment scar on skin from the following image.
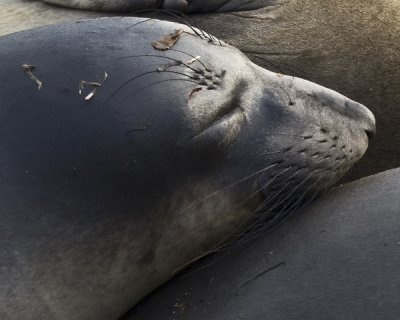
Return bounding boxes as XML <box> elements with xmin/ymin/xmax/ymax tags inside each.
<box><xmin>189</xmin><ymin>87</ymin><xmax>202</xmax><ymax>99</ymax></box>
<box><xmin>186</xmin><ymin>56</ymin><xmax>201</xmax><ymax>65</ymax></box>
<box><xmin>22</xmin><ymin>63</ymin><xmax>42</xmax><ymax>90</ymax></box>
<box><xmin>79</xmin><ymin>71</ymin><xmax>108</xmax><ymax>101</ymax></box>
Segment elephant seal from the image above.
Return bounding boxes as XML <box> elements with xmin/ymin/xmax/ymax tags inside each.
<box><xmin>124</xmin><ymin>168</ymin><xmax>400</xmax><ymax>320</ymax></box>
<box><xmin>1</xmin><ymin>0</ymin><xmax>397</xmax><ymax>183</ymax></box>
<box><xmin>41</xmin><ymin>0</ymin><xmax>275</xmax><ymax>13</ymax></box>
<box><xmin>0</xmin><ymin>17</ymin><xmax>374</xmax><ymax>320</ymax></box>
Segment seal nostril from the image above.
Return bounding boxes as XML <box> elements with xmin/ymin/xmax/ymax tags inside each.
<box><xmin>365</xmin><ymin>128</ymin><xmax>375</xmax><ymax>141</ymax></box>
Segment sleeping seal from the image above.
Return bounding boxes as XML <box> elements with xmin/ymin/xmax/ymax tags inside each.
<box><xmin>0</xmin><ymin>0</ymin><xmax>396</xmax><ymax>183</ymax></box>
<box><xmin>0</xmin><ymin>17</ymin><xmax>374</xmax><ymax>320</ymax></box>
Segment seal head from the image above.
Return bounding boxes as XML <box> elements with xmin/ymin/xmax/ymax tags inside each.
<box><xmin>41</xmin><ymin>0</ymin><xmax>278</xmax><ymax>13</ymax></box>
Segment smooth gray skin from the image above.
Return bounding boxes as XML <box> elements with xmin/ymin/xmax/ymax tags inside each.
<box><xmin>124</xmin><ymin>168</ymin><xmax>400</xmax><ymax>320</ymax></box>
<box><xmin>0</xmin><ymin>17</ymin><xmax>374</xmax><ymax>320</ymax></box>
<box><xmin>41</xmin><ymin>0</ymin><xmax>276</xmax><ymax>13</ymax></box>
<box><xmin>0</xmin><ymin>0</ymin><xmax>399</xmax><ymax>183</ymax></box>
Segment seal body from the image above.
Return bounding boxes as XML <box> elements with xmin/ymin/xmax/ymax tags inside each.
<box><xmin>41</xmin><ymin>0</ymin><xmax>275</xmax><ymax>13</ymax></box>
<box><xmin>0</xmin><ymin>17</ymin><xmax>374</xmax><ymax>319</ymax></box>
<box><xmin>125</xmin><ymin>168</ymin><xmax>400</xmax><ymax>320</ymax></box>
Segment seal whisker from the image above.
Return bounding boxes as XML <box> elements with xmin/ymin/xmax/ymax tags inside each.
<box><xmin>249</xmin><ymin>170</ymin><xmax>319</xmax><ymax>232</ymax></box>
<box><xmin>244</xmin><ymin>166</ymin><xmax>293</xmax><ymax>203</ymax></box>
<box><xmin>265</xmin><ymin>133</ymin><xmax>308</xmax><ymax>139</ymax></box>
<box><xmin>126</xmin><ymin>17</ymin><xmax>154</xmax><ymax>30</ymax></box>
<box><xmin>165</xmin><ymin>9</ymin><xmax>223</xmax><ymax>46</ymax></box>
<box><xmin>177</xmin><ymin>165</ymin><xmax>301</xmax><ymax>256</ymax></box>
<box><xmin>124</xmin><ymin>78</ymin><xmax>199</xmax><ymax>99</ymax></box>
<box><xmin>169</xmin><ymin>48</ymin><xmax>217</xmax><ymax>74</ymax></box>
<box><xmin>129</xmin><ymin>9</ymin><xmax>204</xmax><ymax>39</ymax></box>
<box><xmin>158</xmin><ymin>9</ymin><xmax>216</xmax><ymax>44</ymax></box>
<box><xmin>269</xmin><ymin>170</ymin><xmax>321</xmax><ymax>212</ymax></box>
<box><xmin>151</xmin><ymin>8</ymin><xmax>223</xmax><ymax>46</ymax></box>
<box><xmin>256</xmin><ymin>168</ymin><xmax>306</xmax><ymax>209</ymax></box>
<box><xmin>118</xmin><ymin>54</ymin><xmax>199</xmax><ymax>73</ymax></box>
<box><xmin>255</xmin><ymin>144</ymin><xmax>312</xmax><ymax>159</ymax></box>
<box><xmin>177</xmin><ymin>250</ymin><xmax>231</xmax><ymax>279</ymax></box>
<box><xmin>245</xmin><ymin>52</ymin><xmax>295</xmax><ymax>77</ymax></box>
<box><xmin>273</xmin><ymin>176</ymin><xmax>325</xmax><ymax>225</ymax></box>
<box><xmin>280</xmin><ymin>173</ymin><xmax>324</xmax><ymax>213</ymax></box>
<box><xmin>222</xmin><ymin>168</ymin><xmax>314</xmax><ymax>246</ymax></box>
<box><xmin>181</xmin><ymin>163</ymin><xmax>280</xmax><ymax>213</ymax></box>
<box><xmin>245</xmin><ymin>50</ymin><xmax>304</xmax><ymax>76</ymax></box>
<box><xmin>270</xmin><ymin>176</ymin><xmax>323</xmax><ymax>215</ymax></box>
<box><xmin>274</xmin><ymin>82</ymin><xmax>295</xmax><ymax>106</ymax></box>
<box><xmin>244</xmin><ymin>52</ymin><xmax>303</xmax><ymax>78</ymax></box>
<box><xmin>257</xmin><ymin>150</ymin><xmax>284</xmax><ymax>156</ymax></box>
<box><xmin>111</xmin><ymin>69</ymin><xmax>195</xmax><ymax>98</ymax></box>
<box><xmin>203</xmin><ymin>181</ymin><xmax>328</xmax><ymax>260</ymax></box>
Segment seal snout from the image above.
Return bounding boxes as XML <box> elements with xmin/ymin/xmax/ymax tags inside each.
<box><xmin>365</xmin><ymin>126</ymin><xmax>376</xmax><ymax>141</ymax></box>
<box><xmin>345</xmin><ymin>100</ymin><xmax>376</xmax><ymax>142</ymax></box>
<box><xmin>362</xmin><ymin>107</ymin><xmax>376</xmax><ymax>141</ymax></box>
<box><xmin>314</xmin><ymin>88</ymin><xmax>376</xmax><ymax>142</ymax></box>
<box><xmin>347</xmin><ymin>100</ymin><xmax>376</xmax><ymax>142</ymax></box>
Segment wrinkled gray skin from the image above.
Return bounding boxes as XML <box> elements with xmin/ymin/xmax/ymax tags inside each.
<box><xmin>125</xmin><ymin>168</ymin><xmax>400</xmax><ymax>320</ymax></box>
<box><xmin>1</xmin><ymin>0</ymin><xmax>398</xmax><ymax>183</ymax></box>
<box><xmin>0</xmin><ymin>17</ymin><xmax>374</xmax><ymax>320</ymax></box>
<box><xmin>42</xmin><ymin>0</ymin><xmax>276</xmax><ymax>13</ymax></box>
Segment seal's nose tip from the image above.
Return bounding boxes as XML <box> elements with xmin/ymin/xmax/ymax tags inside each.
<box><xmin>361</xmin><ymin>104</ymin><xmax>376</xmax><ymax>141</ymax></box>
<box><xmin>343</xmin><ymin>98</ymin><xmax>376</xmax><ymax>142</ymax></box>
<box><xmin>365</xmin><ymin>127</ymin><xmax>375</xmax><ymax>141</ymax></box>
<box><xmin>315</xmin><ymin>89</ymin><xmax>376</xmax><ymax>139</ymax></box>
